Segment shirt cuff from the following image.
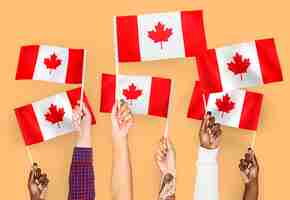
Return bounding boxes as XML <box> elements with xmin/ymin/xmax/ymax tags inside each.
<box><xmin>197</xmin><ymin>146</ymin><xmax>219</xmax><ymax>164</ymax></box>
<box><xmin>72</xmin><ymin>147</ymin><xmax>93</xmax><ymax>163</ymax></box>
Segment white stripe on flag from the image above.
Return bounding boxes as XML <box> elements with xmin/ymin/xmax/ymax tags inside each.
<box><xmin>32</xmin><ymin>92</ymin><xmax>74</xmax><ymax>141</ymax></box>
<box><xmin>33</xmin><ymin>45</ymin><xmax>69</xmax><ymax>83</ymax></box>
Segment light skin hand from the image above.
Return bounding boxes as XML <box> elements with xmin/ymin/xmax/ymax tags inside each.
<box><xmin>155</xmin><ymin>138</ymin><xmax>176</xmax><ymax>200</ymax></box>
<box><xmin>111</xmin><ymin>100</ymin><xmax>134</xmax><ymax>144</ymax></box>
<box><xmin>199</xmin><ymin>112</ymin><xmax>222</xmax><ymax>150</ymax></box>
<box><xmin>72</xmin><ymin>101</ymin><xmax>92</xmax><ymax>148</ymax></box>
<box><xmin>155</xmin><ymin>137</ymin><xmax>176</xmax><ymax>175</ymax></box>
<box><xmin>28</xmin><ymin>163</ymin><xmax>49</xmax><ymax>200</ymax></box>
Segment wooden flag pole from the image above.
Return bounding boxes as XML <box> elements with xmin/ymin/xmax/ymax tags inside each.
<box><xmin>26</xmin><ymin>146</ymin><xmax>33</xmax><ymax>165</ymax></box>
<box><xmin>251</xmin><ymin>131</ymin><xmax>257</xmax><ymax>149</ymax></box>
<box><xmin>113</xmin><ymin>16</ymin><xmax>120</xmax><ymax>107</ymax></box>
<box><xmin>79</xmin><ymin>49</ymin><xmax>87</xmax><ymax>111</ymax></box>
<box><xmin>202</xmin><ymin>94</ymin><xmax>207</xmax><ymax>115</ymax></box>
<box><xmin>164</xmin><ymin>81</ymin><xmax>174</xmax><ymax>139</ymax></box>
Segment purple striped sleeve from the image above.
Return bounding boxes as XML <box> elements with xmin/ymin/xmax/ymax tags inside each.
<box><xmin>68</xmin><ymin>147</ymin><xmax>95</xmax><ymax>200</ymax></box>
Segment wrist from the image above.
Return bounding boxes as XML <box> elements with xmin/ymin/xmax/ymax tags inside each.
<box><xmin>112</xmin><ymin>135</ymin><xmax>128</xmax><ymax>150</ymax></box>
<box><xmin>76</xmin><ymin>133</ymin><xmax>91</xmax><ymax>147</ymax></box>
<box><xmin>197</xmin><ymin>146</ymin><xmax>219</xmax><ymax>163</ymax></box>
<box><xmin>245</xmin><ymin>177</ymin><xmax>259</xmax><ymax>188</ymax></box>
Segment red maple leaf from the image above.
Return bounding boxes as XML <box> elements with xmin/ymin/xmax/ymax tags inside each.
<box><xmin>44</xmin><ymin>53</ymin><xmax>62</xmax><ymax>74</ymax></box>
<box><xmin>44</xmin><ymin>104</ymin><xmax>65</xmax><ymax>127</ymax></box>
<box><xmin>122</xmin><ymin>83</ymin><xmax>142</xmax><ymax>104</ymax></box>
<box><xmin>227</xmin><ymin>52</ymin><xmax>251</xmax><ymax>80</ymax></box>
<box><xmin>148</xmin><ymin>22</ymin><xmax>173</xmax><ymax>49</ymax></box>
<box><xmin>215</xmin><ymin>94</ymin><xmax>235</xmax><ymax>117</ymax></box>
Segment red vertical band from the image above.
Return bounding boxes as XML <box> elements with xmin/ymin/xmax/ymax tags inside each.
<box><xmin>239</xmin><ymin>91</ymin><xmax>263</xmax><ymax>130</ymax></box>
<box><xmin>255</xmin><ymin>38</ymin><xmax>283</xmax><ymax>84</ymax></box>
<box><xmin>116</xmin><ymin>16</ymin><xmax>141</xmax><ymax>62</ymax></box>
<box><xmin>14</xmin><ymin>104</ymin><xmax>44</xmax><ymax>145</ymax></box>
<box><xmin>181</xmin><ymin>10</ymin><xmax>207</xmax><ymax>57</ymax></box>
<box><xmin>196</xmin><ymin>49</ymin><xmax>223</xmax><ymax>93</ymax></box>
<box><xmin>66</xmin><ymin>87</ymin><xmax>96</xmax><ymax>124</ymax></box>
<box><xmin>100</xmin><ymin>74</ymin><xmax>116</xmax><ymax>113</ymax></box>
<box><xmin>16</xmin><ymin>45</ymin><xmax>39</xmax><ymax>80</ymax></box>
<box><xmin>148</xmin><ymin>77</ymin><xmax>171</xmax><ymax>118</ymax></box>
<box><xmin>66</xmin><ymin>49</ymin><xmax>84</xmax><ymax>84</ymax></box>
<box><xmin>187</xmin><ymin>81</ymin><xmax>209</xmax><ymax>120</ymax></box>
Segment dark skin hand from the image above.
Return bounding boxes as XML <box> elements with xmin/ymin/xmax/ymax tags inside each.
<box><xmin>28</xmin><ymin>163</ymin><xmax>49</xmax><ymax>200</ymax></box>
<box><xmin>239</xmin><ymin>148</ymin><xmax>259</xmax><ymax>200</ymax></box>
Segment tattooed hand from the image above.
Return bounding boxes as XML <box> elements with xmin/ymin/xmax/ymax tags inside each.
<box><xmin>199</xmin><ymin>112</ymin><xmax>222</xmax><ymax>149</ymax></box>
<box><xmin>155</xmin><ymin>138</ymin><xmax>176</xmax><ymax>200</ymax></box>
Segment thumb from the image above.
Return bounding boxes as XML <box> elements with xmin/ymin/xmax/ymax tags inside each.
<box><xmin>111</xmin><ymin>102</ymin><xmax>119</xmax><ymax>126</ymax></box>
<box><xmin>40</xmin><ymin>186</ymin><xmax>48</xmax><ymax>200</ymax></box>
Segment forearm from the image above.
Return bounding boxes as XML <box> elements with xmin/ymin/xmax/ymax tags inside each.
<box><xmin>76</xmin><ymin>128</ymin><xmax>91</xmax><ymax>148</ymax></box>
<box><xmin>112</xmin><ymin>138</ymin><xmax>133</xmax><ymax>200</ymax></box>
<box><xmin>194</xmin><ymin>147</ymin><xmax>219</xmax><ymax>200</ymax></box>
<box><xmin>243</xmin><ymin>180</ymin><xmax>259</xmax><ymax>200</ymax></box>
<box><xmin>158</xmin><ymin>173</ymin><xmax>176</xmax><ymax>200</ymax></box>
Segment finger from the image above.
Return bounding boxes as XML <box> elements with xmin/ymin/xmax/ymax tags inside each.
<box><xmin>35</xmin><ymin>168</ymin><xmax>42</xmax><ymax>179</ymax></box>
<box><xmin>39</xmin><ymin>174</ymin><xmax>49</xmax><ymax>185</ymax></box>
<box><xmin>213</xmin><ymin>128</ymin><xmax>222</xmax><ymax>140</ymax></box>
<box><xmin>111</xmin><ymin>102</ymin><xmax>118</xmax><ymax>120</ymax></box>
<box><xmin>211</xmin><ymin>123</ymin><xmax>221</xmax><ymax>133</ymax></box>
<box><xmin>207</xmin><ymin>116</ymin><xmax>216</xmax><ymax>128</ymax></box>
<box><xmin>249</xmin><ymin>148</ymin><xmax>259</xmax><ymax>168</ymax></box>
<box><xmin>239</xmin><ymin>159</ymin><xmax>248</xmax><ymax>171</ymax></box>
<box><xmin>28</xmin><ymin>169</ymin><xmax>34</xmax><ymax>187</ymax></box>
<box><xmin>245</xmin><ymin>152</ymin><xmax>252</xmax><ymax>163</ymax></box>
<box><xmin>119</xmin><ymin>103</ymin><xmax>130</xmax><ymax>116</ymax></box>
<box><xmin>166</xmin><ymin>138</ymin><xmax>174</xmax><ymax>152</ymax></box>
<box><xmin>123</xmin><ymin>113</ymin><xmax>133</xmax><ymax>123</ymax></box>
<box><xmin>120</xmin><ymin>110</ymin><xmax>131</xmax><ymax>120</ymax></box>
<box><xmin>157</xmin><ymin>149</ymin><xmax>167</xmax><ymax>158</ymax></box>
<box><xmin>240</xmin><ymin>171</ymin><xmax>250</xmax><ymax>183</ymax></box>
<box><xmin>200</xmin><ymin>112</ymin><xmax>211</xmax><ymax>135</ymax></box>
<box><xmin>124</xmin><ymin>117</ymin><xmax>134</xmax><ymax>128</ymax></box>
<box><xmin>159</xmin><ymin>139</ymin><xmax>168</xmax><ymax>154</ymax></box>
<box><xmin>156</xmin><ymin>152</ymin><xmax>166</xmax><ymax>161</ymax></box>
<box><xmin>40</xmin><ymin>186</ymin><xmax>48</xmax><ymax>200</ymax></box>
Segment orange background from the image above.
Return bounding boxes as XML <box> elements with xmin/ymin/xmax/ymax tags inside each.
<box><xmin>0</xmin><ymin>0</ymin><xmax>289</xmax><ymax>199</ymax></box>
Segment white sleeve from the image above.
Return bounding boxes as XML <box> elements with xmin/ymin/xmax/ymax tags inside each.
<box><xmin>193</xmin><ymin>147</ymin><xmax>219</xmax><ymax>200</ymax></box>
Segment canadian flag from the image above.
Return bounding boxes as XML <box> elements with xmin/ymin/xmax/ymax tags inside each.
<box><xmin>115</xmin><ymin>10</ymin><xmax>207</xmax><ymax>62</ymax></box>
<box><xmin>100</xmin><ymin>73</ymin><xmax>171</xmax><ymax>117</ymax></box>
<box><xmin>15</xmin><ymin>88</ymin><xmax>96</xmax><ymax>145</ymax></box>
<box><xmin>16</xmin><ymin>45</ymin><xmax>85</xmax><ymax>84</ymax></box>
<box><xmin>197</xmin><ymin>38</ymin><xmax>283</xmax><ymax>93</ymax></box>
<box><xmin>187</xmin><ymin>81</ymin><xmax>263</xmax><ymax>130</ymax></box>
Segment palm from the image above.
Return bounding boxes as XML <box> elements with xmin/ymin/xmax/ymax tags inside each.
<box><xmin>158</xmin><ymin>151</ymin><xmax>175</xmax><ymax>173</ymax></box>
<box><xmin>199</xmin><ymin>114</ymin><xmax>222</xmax><ymax>150</ymax></box>
<box><xmin>200</xmin><ymin>133</ymin><xmax>219</xmax><ymax>149</ymax></box>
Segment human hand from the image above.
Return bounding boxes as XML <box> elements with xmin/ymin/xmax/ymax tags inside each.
<box><xmin>239</xmin><ymin>148</ymin><xmax>259</xmax><ymax>185</ymax></box>
<box><xmin>28</xmin><ymin>163</ymin><xmax>49</xmax><ymax>200</ymax></box>
<box><xmin>155</xmin><ymin>137</ymin><xmax>176</xmax><ymax>175</ymax></box>
<box><xmin>156</xmin><ymin>138</ymin><xmax>176</xmax><ymax>200</ymax></box>
<box><xmin>199</xmin><ymin>112</ymin><xmax>222</xmax><ymax>149</ymax></box>
<box><xmin>72</xmin><ymin>101</ymin><xmax>92</xmax><ymax>147</ymax></box>
<box><xmin>111</xmin><ymin>100</ymin><xmax>134</xmax><ymax>142</ymax></box>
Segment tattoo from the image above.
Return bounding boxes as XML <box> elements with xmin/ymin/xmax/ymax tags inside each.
<box><xmin>159</xmin><ymin>173</ymin><xmax>176</xmax><ymax>200</ymax></box>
